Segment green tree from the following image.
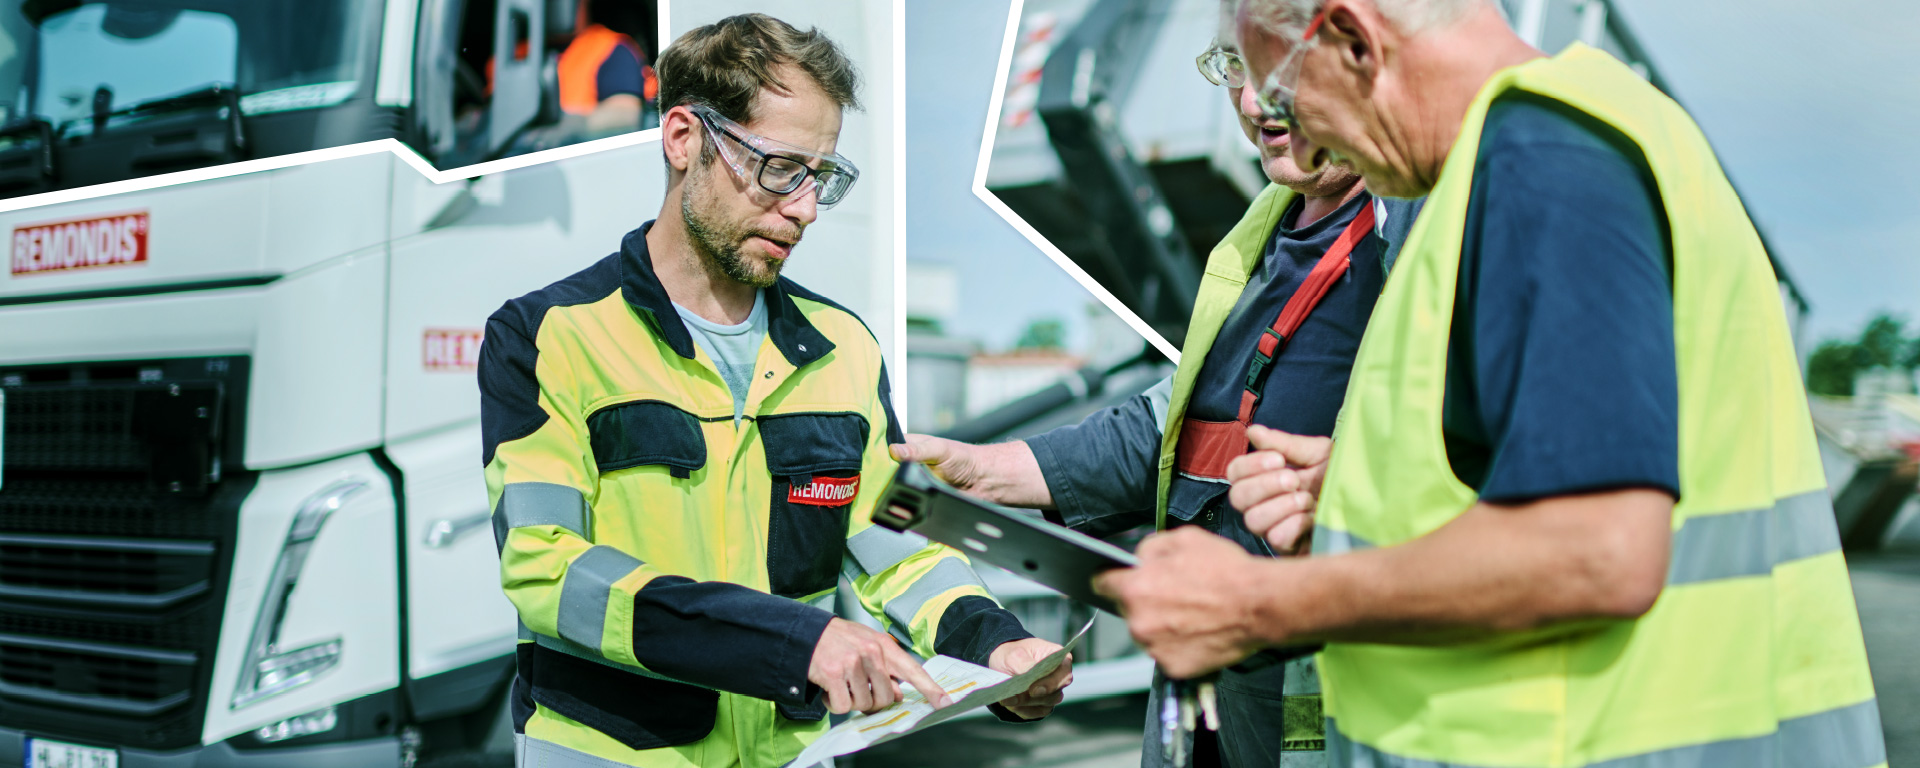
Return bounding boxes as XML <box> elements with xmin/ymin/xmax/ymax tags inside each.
<box><xmin>1856</xmin><ymin>314</ymin><xmax>1908</xmax><ymax>369</ymax></box>
<box><xmin>1805</xmin><ymin>312</ymin><xmax>1920</xmax><ymax>396</ymax></box>
<box><xmin>1014</xmin><ymin>318</ymin><xmax>1067</xmax><ymax>351</ymax></box>
<box><xmin>1806</xmin><ymin>340</ymin><xmax>1859</xmax><ymax>396</ymax></box>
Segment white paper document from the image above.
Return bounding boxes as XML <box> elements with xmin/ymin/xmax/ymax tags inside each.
<box><xmin>784</xmin><ymin>618</ymin><xmax>1095</xmax><ymax>768</ymax></box>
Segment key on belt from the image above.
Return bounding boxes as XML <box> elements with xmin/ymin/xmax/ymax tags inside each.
<box><xmin>1160</xmin><ymin>676</ymin><xmax>1221</xmax><ymax>766</ymax></box>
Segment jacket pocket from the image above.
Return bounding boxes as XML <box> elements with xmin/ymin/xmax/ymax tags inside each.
<box><xmin>775</xmin><ymin>698</ymin><xmax>829</xmax><ymax>722</ymax></box>
<box><xmin>526</xmin><ymin>643</ymin><xmax>717</xmax><ymax>750</ymax></box>
<box><xmin>587</xmin><ymin>400</ymin><xmax>707</xmax><ymax>478</ymax></box>
<box><xmin>759</xmin><ymin>412</ymin><xmax>868</xmax><ymax>598</ymax></box>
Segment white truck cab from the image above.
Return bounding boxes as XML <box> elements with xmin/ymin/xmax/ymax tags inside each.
<box><xmin>0</xmin><ymin>1</ymin><xmax>670</xmax><ymax>765</ymax></box>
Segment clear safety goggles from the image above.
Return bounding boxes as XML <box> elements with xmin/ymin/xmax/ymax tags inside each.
<box><xmin>1195</xmin><ymin>47</ymin><xmax>1248</xmax><ymax>88</ymax></box>
<box><xmin>1252</xmin><ymin>9</ymin><xmax>1328</xmax><ymax>126</ymax></box>
<box><xmin>689</xmin><ymin>104</ymin><xmax>860</xmax><ymax>209</ymax></box>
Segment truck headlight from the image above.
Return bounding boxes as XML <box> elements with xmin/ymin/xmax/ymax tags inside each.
<box><xmin>231</xmin><ymin>479</ymin><xmax>368</xmax><ymax>709</ymax></box>
<box><xmin>253</xmin><ymin>705</ymin><xmax>339</xmax><ymax>743</ymax></box>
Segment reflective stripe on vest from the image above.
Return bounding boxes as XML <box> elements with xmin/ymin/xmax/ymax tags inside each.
<box><xmin>1320</xmin><ymin>488</ymin><xmax>1842</xmax><ymax>587</ymax></box>
<box><xmin>1325</xmin><ymin>700</ymin><xmax>1886</xmax><ymax>768</ymax></box>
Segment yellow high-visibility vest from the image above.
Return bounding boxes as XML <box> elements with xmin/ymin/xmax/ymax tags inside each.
<box><xmin>1311</xmin><ymin>44</ymin><xmax>1883</xmax><ymax>767</ymax></box>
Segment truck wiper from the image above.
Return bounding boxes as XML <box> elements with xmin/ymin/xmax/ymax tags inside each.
<box><xmin>72</xmin><ymin>83</ymin><xmax>247</xmax><ymax>152</ymax></box>
<box><xmin>0</xmin><ymin>118</ymin><xmax>57</xmax><ymax>191</ymax></box>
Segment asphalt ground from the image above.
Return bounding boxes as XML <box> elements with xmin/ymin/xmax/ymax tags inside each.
<box><xmin>854</xmin><ymin>553</ymin><xmax>1920</xmax><ymax>768</ymax></box>
<box><xmin>1852</xmin><ymin>551</ymin><xmax>1920</xmax><ymax>767</ymax></box>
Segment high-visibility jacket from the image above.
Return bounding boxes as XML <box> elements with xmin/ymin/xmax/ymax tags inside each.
<box><xmin>479</xmin><ymin>222</ymin><xmax>1028</xmax><ymax>768</ymax></box>
<box><xmin>1309</xmin><ymin>44</ymin><xmax>1885</xmax><ymax>767</ymax></box>
<box><xmin>558</xmin><ymin>24</ymin><xmax>655</xmax><ymax>115</ymax></box>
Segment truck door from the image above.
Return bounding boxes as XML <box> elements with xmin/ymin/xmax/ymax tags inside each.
<box><xmin>487</xmin><ymin>0</ymin><xmax>544</xmax><ymax>155</ymax></box>
<box><xmin>414</xmin><ymin>0</ymin><xmax>552</xmax><ymax>168</ymax></box>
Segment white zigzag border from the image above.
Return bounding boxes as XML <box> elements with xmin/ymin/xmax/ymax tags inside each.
<box><xmin>0</xmin><ymin>129</ymin><xmax>665</xmax><ymax>216</ymax></box>
<box><xmin>0</xmin><ymin>0</ymin><xmax>923</xmax><ymax>392</ymax></box>
<box><xmin>0</xmin><ymin>0</ymin><xmax>679</xmax><ymax>217</ymax></box>
<box><xmin>968</xmin><ymin>0</ymin><xmax>1182</xmax><ymax>365</ymax></box>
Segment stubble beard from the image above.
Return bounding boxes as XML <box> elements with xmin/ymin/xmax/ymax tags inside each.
<box><xmin>681</xmin><ymin>160</ymin><xmax>784</xmax><ymax>289</ymax></box>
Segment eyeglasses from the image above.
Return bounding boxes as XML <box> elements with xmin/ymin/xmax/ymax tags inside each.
<box><xmin>689</xmin><ymin>104</ymin><xmax>860</xmax><ymax>209</ymax></box>
<box><xmin>1252</xmin><ymin>9</ymin><xmax>1328</xmax><ymax>126</ymax></box>
<box><xmin>1195</xmin><ymin>47</ymin><xmax>1247</xmax><ymax>88</ymax></box>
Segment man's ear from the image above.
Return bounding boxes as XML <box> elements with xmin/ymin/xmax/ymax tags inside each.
<box><xmin>661</xmin><ymin>105</ymin><xmax>700</xmax><ymax>173</ymax></box>
<box><xmin>1322</xmin><ymin>0</ymin><xmax>1381</xmax><ymax>84</ymax></box>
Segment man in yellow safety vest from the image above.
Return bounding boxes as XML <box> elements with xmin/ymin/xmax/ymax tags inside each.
<box><xmin>1095</xmin><ymin>1</ymin><xmax>1887</xmax><ymax>766</ymax></box>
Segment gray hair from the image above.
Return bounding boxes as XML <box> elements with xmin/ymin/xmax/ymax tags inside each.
<box><xmin>1239</xmin><ymin>0</ymin><xmax>1490</xmax><ymax>36</ymax></box>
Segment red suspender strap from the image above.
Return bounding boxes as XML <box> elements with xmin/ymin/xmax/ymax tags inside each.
<box><xmin>1175</xmin><ymin>201</ymin><xmax>1375</xmax><ymax>481</ymax></box>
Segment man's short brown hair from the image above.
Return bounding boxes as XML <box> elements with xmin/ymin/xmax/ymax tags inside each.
<box><xmin>656</xmin><ymin>13</ymin><xmax>861</xmax><ymax>125</ymax></box>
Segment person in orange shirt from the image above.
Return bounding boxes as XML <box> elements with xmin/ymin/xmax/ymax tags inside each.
<box><xmin>556</xmin><ymin>2</ymin><xmax>658</xmax><ymax>135</ymax></box>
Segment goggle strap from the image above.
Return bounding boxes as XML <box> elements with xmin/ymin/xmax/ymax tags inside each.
<box><xmin>1303</xmin><ymin>9</ymin><xmax>1327</xmax><ymax>40</ymax></box>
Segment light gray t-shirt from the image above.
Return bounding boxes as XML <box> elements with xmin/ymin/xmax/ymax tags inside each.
<box><xmin>674</xmin><ymin>290</ymin><xmax>767</xmax><ymax>423</ymax></box>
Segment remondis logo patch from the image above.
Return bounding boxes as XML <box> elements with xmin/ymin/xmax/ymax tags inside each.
<box><xmin>789</xmin><ymin>476</ymin><xmax>859</xmax><ymax>507</ymax></box>
<box><xmin>12</xmin><ymin>211</ymin><xmax>150</xmax><ymax>276</ymax></box>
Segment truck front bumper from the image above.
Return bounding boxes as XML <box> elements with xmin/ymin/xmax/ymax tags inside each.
<box><xmin>0</xmin><ymin>728</ymin><xmax>400</xmax><ymax>768</ymax></box>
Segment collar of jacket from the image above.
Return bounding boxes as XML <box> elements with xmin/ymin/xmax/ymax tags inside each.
<box><xmin>619</xmin><ymin>220</ymin><xmax>837</xmax><ymax>369</ymax></box>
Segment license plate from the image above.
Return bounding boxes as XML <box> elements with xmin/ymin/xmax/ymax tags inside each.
<box><xmin>25</xmin><ymin>738</ymin><xmax>118</xmax><ymax>768</ymax></box>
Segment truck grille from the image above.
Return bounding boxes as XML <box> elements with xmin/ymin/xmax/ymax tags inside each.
<box><xmin>0</xmin><ymin>634</ymin><xmax>197</xmax><ymax>715</ymax></box>
<box><xmin>0</xmin><ymin>356</ymin><xmax>250</xmax><ymax>750</ymax></box>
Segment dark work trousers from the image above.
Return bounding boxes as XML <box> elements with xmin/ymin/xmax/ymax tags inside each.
<box><xmin>1134</xmin><ymin>511</ymin><xmax>1324</xmax><ymax>768</ymax></box>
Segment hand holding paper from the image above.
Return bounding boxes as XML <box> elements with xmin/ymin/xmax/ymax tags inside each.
<box><xmin>784</xmin><ymin>619</ymin><xmax>1093</xmax><ymax>768</ymax></box>
<box><xmin>988</xmin><ymin>637</ymin><xmax>1074</xmax><ymax>720</ymax></box>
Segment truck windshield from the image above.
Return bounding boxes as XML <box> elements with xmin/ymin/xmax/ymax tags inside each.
<box><xmin>7</xmin><ymin>0</ymin><xmax>379</xmax><ymax>136</ymax></box>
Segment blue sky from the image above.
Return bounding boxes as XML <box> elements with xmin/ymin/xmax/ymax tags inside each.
<box><xmin>908</xmin><ymin>0</ymin><xmax>1920</xmax><ymax>352</ymax></box>
<box><xmin>906</xmin><ymin>0</ymin><xmax>1101</xmax><ymax>354</ymax></box>
<box><xmin>1610</xmin><ymin>0</ymin><xmax>1920</xmax><ymax>345</ymax></box>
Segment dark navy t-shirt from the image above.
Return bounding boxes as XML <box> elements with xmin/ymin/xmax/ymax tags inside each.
<box><xmin>1164</xmin><ymin>192</ymin><xmax>1385</xmax><ymax>540</ymax></box>
<box><xmin>1029</xmin><ymin>194</ymin><xmax>1407</xmax><ymax>541</ymax></box>
<box><xmin>596</xmin><ymin>41</ymin><xmax>647</xmax><ymax>101</ymax></box>
<box><xmin>1443</xmin><ymin>93</ymin><xmax>1680</xmax><ymax>503</ymax></box>
<box><xmin>1186</xmin><ymin>192</ymin><xmax>1383</xmax><ymax>439</ymax></box>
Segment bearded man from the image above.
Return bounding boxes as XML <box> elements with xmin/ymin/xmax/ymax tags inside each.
<box><xmin>478</xmin><ymin>14</ymin><xmax>1070</xmax><ymax>768</ymax></box>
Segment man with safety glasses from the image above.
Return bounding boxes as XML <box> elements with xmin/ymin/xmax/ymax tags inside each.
<box><xmin>1095</xmin><ymin>2</ymin><xmax>1886</xmax><ymax>768</ymax></box>
<box><xmin>479</xmin><ymin>14</ymin><xmax>1070</xmax><ymax>768</ymax></box>
<box><xmin>891</xmin><ymin>5</ymin><xmax>1419</xmax><ymax>765</ymax></box>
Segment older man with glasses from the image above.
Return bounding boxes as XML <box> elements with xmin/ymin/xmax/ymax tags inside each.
<box><xmin>478</xmin><ymin>14</ymin><xmax>1071</xmax><ymax>768</ymax></box>
<box><xmin>891</xmin><ymin>5</ymin><xmax>1420</xmax><ymax>766</ymax></box>
<box><xmin>1095</xmin><ymin>2</ymin><xmax>1887</xmax><ymax>768</ymax></box>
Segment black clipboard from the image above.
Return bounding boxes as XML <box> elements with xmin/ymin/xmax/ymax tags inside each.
<box><xmin>873</xmin><ymin>461</ymin><xmax>1134</xmax><ymax>614</ymax></box>
<box><xmin>874</xmin><ymin>461</ymin><xmax>1322</xmax><ymax>672</ymax></box>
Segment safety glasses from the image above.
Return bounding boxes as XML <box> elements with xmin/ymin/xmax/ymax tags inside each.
<box><xmin>1252</xmin><ymin>9</ymin><xmax>1328</xmax><ymax>126</ymax></box>
<box><xmin>689</xmin><ymin>104</ymin><xmax>859</xmax><ymax>209</ymax></box>
<box><xmin>1194</xmin><ymin>47</ymin><xmax>1248</xmax><ymax>88</ymax></box>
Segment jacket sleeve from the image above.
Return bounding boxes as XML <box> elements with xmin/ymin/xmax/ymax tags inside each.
<box><xmin>839</xmin><ymin>361</ymin><xmax>1034</xmax><ymax>669</ymax></box>
<box><xmin>1026</xmin><ymin>376</ymin><xmax>1171</xmax><ymax>537</ymax></box>
<box><xmin>480</xmin><ymin>312</ymin><xmax>830</xmax><ymax>706</ymax></box>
